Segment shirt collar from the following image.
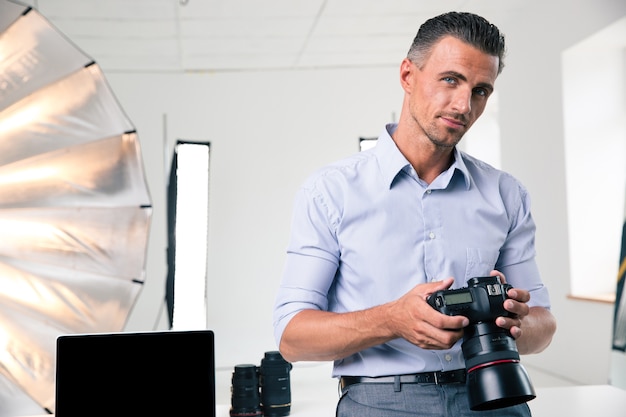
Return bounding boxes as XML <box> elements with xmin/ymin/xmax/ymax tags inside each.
<box><xmin>450</xmin><ymin>147</ymin><xmax>472</xmax><ymax>190</ymax></box>
<box><xmin>375</xmin><ymin>123</ymin><xmax>471</xmax><ymax>190</ymax></box>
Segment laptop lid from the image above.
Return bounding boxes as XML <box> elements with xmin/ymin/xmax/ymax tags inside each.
<box><xmin>55</xmin><ymin>330</ymin><xmax>215</xmax><ymax>417</ymax></box>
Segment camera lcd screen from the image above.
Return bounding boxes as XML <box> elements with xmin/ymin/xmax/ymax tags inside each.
<box><xmin>443</xmin><ymin>291</ymin><xmax>473</xmax><ymax>305</ymax></box>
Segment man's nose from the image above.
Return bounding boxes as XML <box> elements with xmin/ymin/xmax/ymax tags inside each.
<box><xmin>451</xmin><ymin>88</ymin><xmax>472</xmax><ymax>114</ymax></box>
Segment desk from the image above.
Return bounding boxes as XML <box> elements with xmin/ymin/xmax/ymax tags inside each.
<box><xmin>24</xmin><ymin>366</ymin><xmax>626</xmax><ymax>417</ymax></box>
<box><xmin>214</xmin><ymin>361</ymin><xmax>626</xmax><ymax>417</ymax></box>
<box><xmin>529</xmin><ymin>384</ymin><xmax>626</xmax><ymax>416</ymax></box>
<box><xmin>214</xmin><ymin>385</ymin><xmax>626</xmax><ymax>416</ymax></box>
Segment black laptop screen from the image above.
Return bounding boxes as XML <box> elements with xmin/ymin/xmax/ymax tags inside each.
<box><xmin>55</xmin><ymin>330</ymin><xmax>215</xmax><ymax>416</ymax></box>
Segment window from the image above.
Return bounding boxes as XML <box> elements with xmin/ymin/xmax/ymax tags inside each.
<box><xmin>562</xmin><ymin>17</ymin><xmax>626</xmax><ymax>301</ymax></box>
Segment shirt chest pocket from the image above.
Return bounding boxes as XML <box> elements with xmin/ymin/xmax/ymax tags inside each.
<box><xmin>464</xmin><ymin>248</ymin><xmax>499</xmax><ymax>281</ymax></box>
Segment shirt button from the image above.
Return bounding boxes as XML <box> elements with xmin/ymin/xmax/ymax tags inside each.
<box><xmin>429</xmin><ymin>232</ymin><xmax>436</xmax><ymax>239</ymax></box>
<box><xmin>445</xmin><ymin>354</ymin><xmax>452</xmax><ymax>362</ymax></box>
<box><xmin>426</xmin><ymin>189</ymin><xmax>432</xmax><ymax>194</ymax></box>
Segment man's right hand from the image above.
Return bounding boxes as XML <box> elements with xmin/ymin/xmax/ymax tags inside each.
<box><xmin>279</xmin><ymin>277</ymin><xmax>469</xmax><ymax>363</ymax></box>
<box><xmin>386</xmin><ymin>277</ymin><xmax>469</xmax><ymax>350</ymax></box>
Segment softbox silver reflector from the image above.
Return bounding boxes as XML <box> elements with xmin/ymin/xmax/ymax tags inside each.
<box><xmin>0</xmin><ymin>0</ymin><xmax>152</xmax><ymax>412</ymax></box>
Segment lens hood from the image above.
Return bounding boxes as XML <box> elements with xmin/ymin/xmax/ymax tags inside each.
<box><xmin>467</xmin><ymin>360</ymin><xmax>536</xmax><ymax>411</ymax></box>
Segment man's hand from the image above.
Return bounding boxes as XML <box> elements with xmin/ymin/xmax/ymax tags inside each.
<box><xmin>498</xmin><ymin>286</ymin><xmax>531</xmax><ymax>339</ymax></box>
<box><xmin>491</xmin><ymin>270</ymin><xmax>556</xmax><ymax>354</ymax></box>
<box><xmin>387</xmin><ymin>277</ymin><xmax>469</xmax><ymax>350</ymax></box>
<box><xmin>489</xmin><ymin>270</ymin><xmax>530</xmax><ymax>339</ymax></box>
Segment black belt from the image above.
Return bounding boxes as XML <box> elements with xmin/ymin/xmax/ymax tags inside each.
<box><xmin>340</xmin><ymin>369</ymin><xmax>466</xmax><ymax>391</ymax></box>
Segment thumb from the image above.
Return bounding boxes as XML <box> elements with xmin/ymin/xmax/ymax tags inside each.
<box><xmin>422</xmin><ymin>277</ymin><xmax>455</xmax><ymax>299</ymax></box>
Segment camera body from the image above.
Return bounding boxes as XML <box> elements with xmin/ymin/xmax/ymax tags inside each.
<box><xmin>427</xmin><ymin>275</ymin><xmax>513</xmax><ymax>324</ymax></box>
<box><xmin>427</xmin><ymin>276</ymin><xmax>536</xmax><ymax>411</ymax></box>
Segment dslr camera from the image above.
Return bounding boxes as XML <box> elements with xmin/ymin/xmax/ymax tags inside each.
<box><xmin>427</xmin><ymin>276</ymin><xmax>536</xmax><ymax>411</ymax></box>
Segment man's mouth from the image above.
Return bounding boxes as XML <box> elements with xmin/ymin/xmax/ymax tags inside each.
<box><xmin>440</xmin><ymin>116</ymin><xmax>467</xmax><ymax>129</ymax></box>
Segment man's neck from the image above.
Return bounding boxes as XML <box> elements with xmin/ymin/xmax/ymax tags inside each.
<box><xmin>391</xmin><ymin>125</ymin><xmax>455</xmax><ymax>185</ymax></box>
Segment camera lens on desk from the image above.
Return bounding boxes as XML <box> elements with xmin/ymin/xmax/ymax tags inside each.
<box><xmin>230</xmin><ymin>364</ymin><xmax>262</xmax><ymax>417</ymax></box>
<box><xmin>259</xmin><ymin>351</ymin><xmax>292</xmax><ymax>417</ymax></box>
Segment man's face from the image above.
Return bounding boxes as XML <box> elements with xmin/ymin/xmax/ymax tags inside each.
<box><xmin>403</xmin><ymin>36</ymin><xmax>499</xmax><ymax>149</ymax></box>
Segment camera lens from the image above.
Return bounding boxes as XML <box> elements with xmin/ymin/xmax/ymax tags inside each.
<box><xmin>462</xmin><ymin>322</ymin><xmax>536</xmax><ymax>410</ymax></box>
<box><xmin>230</xmin><ymin>364</ymin><xmax>262</xmax><ymax>417</ymax></box>
<box><xmin>259</xmin><ymin>351</ymin><xmax>292</xmax><ymax>417</ymax></box>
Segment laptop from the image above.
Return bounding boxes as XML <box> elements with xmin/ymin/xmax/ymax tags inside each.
<box><xmin>54</xmin><ymin>330</ymin><xmax>215</xmax><ymax>417</ymax></box>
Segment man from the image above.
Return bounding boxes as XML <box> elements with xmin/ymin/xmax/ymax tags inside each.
<box><xmin>273</xmin><ymin>11</ymin><xmax>557</xmax><ymax>416</ymax></box>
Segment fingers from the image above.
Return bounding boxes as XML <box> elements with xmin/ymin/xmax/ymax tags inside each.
<box><xmin>390</xmin><ymin>278</ymin><xmax>467</xmax><ymax>350</ymax></box>
<box><xmin>416</xmin><ymin>284</ymin><xmax>469</xmax><ymax>348</ymax></box>
<box><xmin>497</xmin><ymin>287</ymin><xmax>530</xmax><ymax>340</ymax></box>
<box><xmin>405</xmin><ymin>307</ymin><xmax>465</xmax><ymax>349</ymax></box>
<box><xmin>507</xmin><ymin>288</ymin><xmax>530</xmax><ymax>304</ymax></box>
<box><xmin>417</xmin><ymin>277</ymin><xmax>455</xmax><ymax>300</ymax></box>
<box><xmin>496</xmin><ymin>316</ymin><xmax>523</xmax><ymax>339</ymax></box>
<box><xmin>415</xmin><ymin>328</ymin><xmax>464</xmax><ymax>350</ymax></box>
<box><xmin>419</xmin><ymin>278</ymin><xmax>469</xmax><ymax>331</ymax></box>
<box><xmin>489</xmin><ymin>269</ymin><xmax>506</xmax><ymax>283</ymax></box>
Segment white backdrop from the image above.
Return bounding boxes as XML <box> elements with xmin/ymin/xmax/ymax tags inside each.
<box><xmin>116</xmin><ymin>2</ymin><xmax>626</xmax><ymax>385</ymax></box>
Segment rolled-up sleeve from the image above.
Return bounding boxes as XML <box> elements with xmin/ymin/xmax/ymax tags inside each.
<box><xmin>273</xmin><ymin>254</ymin><xmax>338</xmax><ymax>345</ymax></box>
<box><xmin>496</xmin><ymin>178</ymin><xmax>551</xmax><ymax>309</ymax></box>
<box><xmin>272</xmin><ymin>183</ymin><xmax>340</xmax><ymax>346</ymax></box>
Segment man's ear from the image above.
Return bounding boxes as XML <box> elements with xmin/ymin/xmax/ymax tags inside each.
<box><xmin>399</xmin><ymin>58</ymin><xmax>415</xmax><ymax>94</ymax></box>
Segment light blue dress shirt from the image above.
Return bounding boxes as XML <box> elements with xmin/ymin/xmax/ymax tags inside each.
<box><xmin>273</xmin><ymin>124</ymin><xmax>551</xmax><ymax>378</ymax></box>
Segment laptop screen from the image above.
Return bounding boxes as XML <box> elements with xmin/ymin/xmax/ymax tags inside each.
<box><xmin>55</xmin><ymin>330</ymin><xmax>215</xmax><ymax>417</ymax></box>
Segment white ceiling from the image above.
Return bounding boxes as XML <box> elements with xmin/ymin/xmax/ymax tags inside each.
<box><xmin>17</xmin><ymin>0</ymin><xmax>527</xmax><ymax>73</ymax></box>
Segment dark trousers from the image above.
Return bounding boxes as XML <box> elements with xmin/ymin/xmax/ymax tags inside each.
<box><xmin>336</xmin><ymin>381</ymin><xmax>532</xmax><ymax>417</ymax></box>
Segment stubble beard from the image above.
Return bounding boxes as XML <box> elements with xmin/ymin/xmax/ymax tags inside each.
<box><xmin>421</xmin><ymin>119</ymin><xmax>465</xmax><ymax>150</ymax></box>
<box><xmin>409</xmin><ymin>102</ymin><xmax>468</xmax><ymax>150</ymax></box>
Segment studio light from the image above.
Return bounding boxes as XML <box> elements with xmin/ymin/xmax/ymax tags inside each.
<box><xmin>166</xmin><ymin>140</ymin><xmax>210</xmax><ymax>330</ymax></box>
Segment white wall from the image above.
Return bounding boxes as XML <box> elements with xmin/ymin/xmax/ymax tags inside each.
<box><xmin>108</xmin><ymin>0</ymin><xmax>626</xmax><ymax>385</ymax></box>
<box><xmin>114</xmin><ymin>67</ymin><xmax>404</xmax><ymax>367</ymax></box>
<box><xmin>493</xmin><ymin>2</ymin><xmax>626</xmax><ymax>384</ymax></box>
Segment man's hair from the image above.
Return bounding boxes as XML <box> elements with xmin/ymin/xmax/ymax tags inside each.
<box><xmin>407</xmin><ymin>11</ymin><xmax>506</xmax><ymax>74</ymax></box>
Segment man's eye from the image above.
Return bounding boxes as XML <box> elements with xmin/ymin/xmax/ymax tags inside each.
<box><xmin>474</xmin><ymin>88</ymin><xmax>488</xmax><ymax>97</ymax></box>
<box><xmin>443</xmin><ymin>77</ymin><xmax>456</xmax><ymax>84</ymax></box>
